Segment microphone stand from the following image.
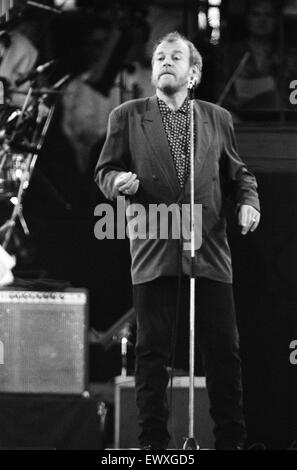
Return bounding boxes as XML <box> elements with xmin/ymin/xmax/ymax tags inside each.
<box><xmin>183</xmin><ymin>85</ymin><xmax>199</xmax><ymax>451</ymax></box>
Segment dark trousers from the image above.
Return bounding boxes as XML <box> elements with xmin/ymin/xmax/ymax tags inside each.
<box><xmin>133</xmin><ymin>276</ymin><xmax>247</xmax><ymax>449</ymax></box>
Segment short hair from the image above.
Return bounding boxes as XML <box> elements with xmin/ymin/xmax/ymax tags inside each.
<box><xmin>151</xmin><ymin>31</ymin><xmax>203</xmax><ymax>74</ymax></box>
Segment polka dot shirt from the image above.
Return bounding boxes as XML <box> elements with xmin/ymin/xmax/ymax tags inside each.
<box><xmin>158</xmin><ymin>97</ymin><xmax>194</xmax><ymax>188</ymax></box>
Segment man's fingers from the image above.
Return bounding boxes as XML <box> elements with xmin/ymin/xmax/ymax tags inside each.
<box><xmin>248</xmin><ymin>211</ymin><xmax>260</xmax><ymax>233</ymax></box>
<box><xmin>239</xmin><ymin>210</ymin><xmax>249</xmax><ymax>234</ymax></box>
<box><xmin>115</xmin><ymin>171</ymin><xmax>136</xmax><ymax>186</ymax></box>
<box><xmin>241</xmin><ymin>225</ymin><xmax>249</xmax><ymax>235</ymax></box>
<box><xmin>115</xmin><ymin>171</ymin><xmax>132</xmax><ymax>185</ymax></box>
<box><xmin>239</xmin><ymin>212</ymin><xmax>248</xmax><ymax>229</ymax></box>
<box><xmin>240</xmin><ymin>214</ymin><xmax>260</xmax><ymax>234</ymax></box>
<box><xmin>118</xmin><ymin>174</ymin><xmax>138</xmax><ymax>191</ymax></box>
<box><xmin>250</xmin><ymin>219</ymin><xmax>260</xmax><ymax>233</ymax></box>
<box><xmin>114</xmin><ymin>171</ymin><xmax>139</xmax><ymax>195</ymax></box>
<box><xmin>121</xmin><ymin>179</ymin><xmax>140</xmax><ymax>195</ymax></box>
<box><xmin>130</xmin><ymin>180</ymin><xmax>140</xmax><ymax>194</ymax></box>
<box><xmin>239</xmin><ymin>205</ymin><xmax>260</xmax><ymax>235</ymax></box>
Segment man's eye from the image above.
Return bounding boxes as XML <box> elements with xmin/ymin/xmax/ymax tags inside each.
<box><xmin>173</xmin><ymin>57</ymin><xmax>181</xmax><ymax>60</ymax></box>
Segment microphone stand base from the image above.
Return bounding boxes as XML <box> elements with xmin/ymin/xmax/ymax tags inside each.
<box><xmin>183</xmin><ymin>437</ymin><xmax>199</xmax><ymax>450</ymax></box>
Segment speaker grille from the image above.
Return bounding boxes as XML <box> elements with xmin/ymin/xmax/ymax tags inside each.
<box><xmin>0</xmin><ymin>290</ymin><xmax>87</xmax><ymax>394</ymax></box>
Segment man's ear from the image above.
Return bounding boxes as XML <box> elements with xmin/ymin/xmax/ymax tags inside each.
<box><xmin>191</xmin><ymin>64</ymin><xmax>202</xmax><ymax>85</ymax></box>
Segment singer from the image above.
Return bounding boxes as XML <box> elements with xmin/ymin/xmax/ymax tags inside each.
<box><xmin>95</xmin><ymin>32</ymin><xmax>260</xmax><ymax>450</ymax></box>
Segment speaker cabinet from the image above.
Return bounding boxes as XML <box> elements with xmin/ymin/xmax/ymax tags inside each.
<box><xmin>114</xmin><ymin>376</ymin><xmax>214</xmax><ymax>449</ymax></box>
<box><xmin>0</xmin><ymin>394</ymin><xmax>102</xmax><ymax>449</ymax></box>
<box><xmin>0</xmin><ymin>289</ymin><xmax>88</xmax><ymax>394</ymax></box>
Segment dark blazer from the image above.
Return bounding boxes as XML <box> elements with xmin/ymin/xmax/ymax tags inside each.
<box><xmin>95</xmin><ymin>95</ymin><xmax>260</xmax><ymax>285</ymax></box>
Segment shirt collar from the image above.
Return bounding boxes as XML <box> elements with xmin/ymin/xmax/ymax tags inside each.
<box><xmin>157</xmin><ymin>97</ymin><xmax>189</xmax><ymax>115</ymax></box>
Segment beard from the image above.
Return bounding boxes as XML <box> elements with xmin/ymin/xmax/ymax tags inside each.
<box><xmin>159</xmin><ymin>82</ymin><xmax>178</xmax><ymax>96</ymax></box>
<box><xmin>151</xmin><ymin>72</ymin><xmax>189</xmax><ymax>95</ymax></box>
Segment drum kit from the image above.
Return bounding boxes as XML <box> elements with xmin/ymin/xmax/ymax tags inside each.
<box><xmin>0</xmin><ymin>71</ymin><xmax>69</xmax><ymax>251</ymax></box>
<box><xmin>0</xmin><ymin>0</ymin><xmax>71</xmax><ymax>256</ymax></box>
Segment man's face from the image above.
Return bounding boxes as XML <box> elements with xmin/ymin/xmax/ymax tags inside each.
<box><xmin>247</xmin><ymin>2</ymin><xmax>277</xmax><ymax>37</ymax></box>
<box><xmin>151</xmin><ymin>39</ymin><xmax>194</xmax><ymax>95</ymax></box>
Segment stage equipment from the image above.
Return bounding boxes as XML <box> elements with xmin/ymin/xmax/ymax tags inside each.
<box><xmin>182</xmin><ymin>76</ymin><xmax>200</xmax><ymax>451</ymax></box>
<box><xmin>0</xmin><ymin>288</ymin><xmax>88</xmax><ymax>394</ymax></box>
<box><xmin>114</xmin><ymin>376</ymin><xmax>214</xmax><ymax>450</ymax></box>
<box><xmin>0</xmin><ymin>70</ymin><xmax>70</xmax><ymax>257</ymax></box>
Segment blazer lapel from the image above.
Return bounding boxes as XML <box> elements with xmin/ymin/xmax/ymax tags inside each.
<box><xmin>182</xmin><ymin>101</ymin><xmax>211</xmax><ymax>193</ymax></box>
<box><xmin>194</xmin><ymin>100</ymin><xmax>211</xmax><ymax>170</ymax></box>
<box><xmin>141</xmin><ymin>95</ymin><xmax>180</xmax><ymax>196</ymax></box>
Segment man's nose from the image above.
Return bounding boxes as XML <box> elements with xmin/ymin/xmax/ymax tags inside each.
<box><xmin>162</xmin><ymin>56</ymin><xmax>173</xmax><ymax>67</ymax></box>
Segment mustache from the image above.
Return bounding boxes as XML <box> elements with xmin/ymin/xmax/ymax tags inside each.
<box><xmin>159</xmin><ymin>69</ymin><xmax>175</xmax><ymax>78</ymax></box>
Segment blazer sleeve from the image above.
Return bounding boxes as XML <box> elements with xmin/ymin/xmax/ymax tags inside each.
<box><xmin>220</xmin><ymin>110</ymin><xmax>260</xmax><ymax>212</ymax></box>
<box><xmin>94</xmin><ymin>106</ymin><xmax>130</xmax><ymax>200</ymax></box>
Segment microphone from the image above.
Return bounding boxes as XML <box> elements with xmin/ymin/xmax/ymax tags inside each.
<box><xmin>15</xmin><ymin>60</ymin><xmax>56</xmax><ymax>87</ymax></box>
<box><xmin>187</xmin><ymin>76</ymin><xmax>199</xmax><ymax>90</ymax></box>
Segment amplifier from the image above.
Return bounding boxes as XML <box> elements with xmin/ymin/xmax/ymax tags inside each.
<box><xmin>0</xmin><ymin>289</ymin><xmax>88</xmax><ymax>394</ymax></box>
<box><xmin>114</xmin><ymin>376</ymin><xmax>214</xmax><ymax>449</ymax></box>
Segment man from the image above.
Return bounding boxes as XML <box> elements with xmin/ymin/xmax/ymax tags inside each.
<box><xmin>0</xmin><ymin>28</ymin><xmax>38</xmax><ymax>106</ymax></box>
<box><xmin>215</xmin><ymin>0</ymin><xmax>297</xmax><ymax>113</ymax></box>
<box><xmin>95</xmin><ymin>32</ymin><xmax>260</xmax><ymax>450</ymax></box>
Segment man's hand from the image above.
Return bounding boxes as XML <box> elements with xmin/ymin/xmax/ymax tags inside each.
<box><xmin>114</xmin><ymin>171</ymin><xmax>139</xmax><ymax>196</ymax></box>
<box><xmin>238</xmin><ymin>204</ymin><xmax>260</xmax><ymax>235</ymax></box>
